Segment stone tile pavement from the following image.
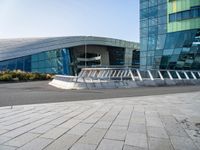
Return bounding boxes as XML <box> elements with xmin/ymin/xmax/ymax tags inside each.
<box><xmin>0</xmin><ymin>91</ymin><xmax>200</xmax><ymax>150</ymax></box>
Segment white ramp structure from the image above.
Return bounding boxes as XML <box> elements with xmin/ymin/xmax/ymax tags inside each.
<box><xmin>49</xmin><ymin>68</ymin><xmax>200</xmax><ymax>89</ymax></box>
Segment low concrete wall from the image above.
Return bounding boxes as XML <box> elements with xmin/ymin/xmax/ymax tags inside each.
<box><xmin>49</xmin><ymin>77</ymin><xmax>200</xmax><ymax>90</ymax></box>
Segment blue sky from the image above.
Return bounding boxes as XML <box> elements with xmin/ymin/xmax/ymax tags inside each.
<box><xmin>0</xmin><ymin>0</ymin><xmax>139</xmax><ymax>42</ymax></box>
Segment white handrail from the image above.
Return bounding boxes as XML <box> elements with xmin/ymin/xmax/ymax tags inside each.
<box><xmin>191</xmin><ymin>72</ymin><xmax>197</xmax><ymax>80</ymax></box>
<box><xmin>136</xmin><ymin>69</ymin><xmax>143</xmax><ymax>81</ymax></box>
<box><xmin>176</xmin><ymin>71</ymin><xmax>182</xmax><ymax>80</ymax></box>
<box><xmin>158</xmin><ymin>71</ymin><xmax>164</xmax><ymax>80</ymax></box>
<box><xmin>148</xmin><ymin>70</ymin><xmax>154</xmax><ymax>81</ymax></box>
<box><xmin>167</xmin><ymin>71</ymin><xmax>173</xmax><ymax>80</ymax></box>
<box><xmin>183</xmin><ymin>71</ymin><xmax>189</xmax><ymax>80</ymax></box>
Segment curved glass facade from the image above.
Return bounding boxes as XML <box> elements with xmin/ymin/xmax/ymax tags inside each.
<box><xmin>0</xmin><ymin>48</ymin><xmax>72</xmax><ymax>75</ymax></box>
<box><xmin>0</xmin><ymin>46</ymin><xmax>139</xmax><ymax>75</ymax></box>
<box><xmin>0</xmin><ymin>36</ymin><xmax>139</xmax><ymax>75</ymax></box>
<box><xmin>140</xmin><ymin>0</ymin><xmax>200</xmax><ymax>70</ymax></box>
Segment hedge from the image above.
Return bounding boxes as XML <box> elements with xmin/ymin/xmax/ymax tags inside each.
<box><xmin>0</xmin><ymin>70</ymin><xmax>53</xmax><ymax>82</ymax></box>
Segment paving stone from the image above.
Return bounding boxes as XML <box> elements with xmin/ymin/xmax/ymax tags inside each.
<box><xmin>147</xmin><ymin>126</ymin><xmax>169</xmax><ymax>139</ymax></box>
<box><xmin>82</xmin><ymin>111</ymin><xmax>106</xmax><ymax>124</ymax></box>
<box><xmin>112</xmin><ymin>119</ymin><xmax>129</xmax><ymax>126</ymax></box>
<box><xmin>185</xmin><ymin>129</ymin><xmax>200</xmax><ymax>143</ymax></box>
<box><xmin>70</xmin><ymin>143</ymin><xmax>97</xmax><ymax>150</ymax></box>
<box><xmin>109</xmin><ymin>125</ymin><xmax>127</xmax><ymax>131</ymax></box>
<box><xmin>48</xmin><ymin>115</ymin><xmax>71</xmax><ymax>125</ymax></box>
<box><xmin>0</xmin><ymin>129</ymin><xmax>9</xmax><ymax>135</ymax></box>
<box><xmin>74</xmin><ymin>108</ymin><xmax>97</xmax><ymax>120</ymax></box>
<box><xmin>17</xmin><ymin>137</ymin><xmax>52</xmax><ymax>150</ymax></box>
<box><xmin>93</xmin><ymin>121</ymin><xmax>112</xmax><ymax>129</ymax></box>
<box><xmin>145</xmin><ymin>111</ymin><xmax>159</xmax><ymax>118</ymax></box>
<box><xmin>1</xmin><ymin>117</ymin><xmax>41</xmax><ymax>130</ymax></box>
<box><xmin>160</xmin><ymin>115</ymin><xmax>178</xmax><ymax>126</ymax></box>
<box><xmin>195</xmin><ymin>142</ymin><xmax>200</xmax><ymax>149</ymax></box>
<box><xmin>131</xmin><ymin>111</ymin><xmax>145</xmax><ymax>118</ymax></box>
<box><xmin>4</xmin><ymin>132</ymin><xmax>39</xmax><ymax>147</ymax></box>
<box><xmin>3</xmin><ymin>118</ymin><xmax>51</xmax><ymax>138</ymax></box>
<box><xmin>63</xmin><ymin>107</ymin><xmax>88</xmax><ymax>119</ymax></box>
<box><xmin>0</xmin><ymin>110</ymin><xmax>34</xmax><ymax>124</ymax></box>
<box><xmin>148</xmin><ymin>138</ymin><xmax>174</xmax><ymax>150</ymax></box>
<box><xmin>0</xmin><ymin>136</ymin><xmax>11</xmax><ymax>144</ymax></box>
<box><xmin>134</xmin><ymin>106</ymin><xmax>145</xmax><ymax>112</ymax></box>
<box><xmin>170</xmin><ymin>136</ymin><xmax>199</xmax><ymax>150</ymax></box>
<box><xmin>125</xmin><ymin>133</ymin><xmax>148</xmax><ymax>149</ymax></box>
<box><xmin>44</xmin><ymin>134</ymin><xmax>80</xmax><ymax>150</ymax></box>
<box><xmin>68</xmin><ymin>123</ymin><xmax>93</xmax><ymax>136</ymax></box>
<box><xmin>104</xmin><ymin>125</ymin><xmax>127</xmax><ymax>141</ymax></box>
<box><xmin>97</xmin><ymin>139</ymin><xmax>124</xmax><ymax>150</ymax></box>
<box><xmin>41</xmin><ymin>127</ymin><xmax>69</xmax><ymax>139</ymax></box>
<box><xmin>1</xmin><ymin>114</ymin><xmax>31</xmax><ymax>126</ymax></box>
<box><xmin>30</xmin><ymin>124</ymin><xmax>55</xmax><ymax>134</ymax></box>
<box><xmin>58</xmin><ymin>119</ymin><xmax>81</xmax><ymax>129</ymax></box>
<box><xmin>123</xmin><ymin>145</ymin><xmax>147</xmax><ymax>150</ymax></box>
<box><xmin>164</xmin><ymin>124</ymin><xmax>188</xmax><ymax>137</ymax></box>
<box><xmin>146</xmin><ymin>117</ymin><xmax>164</xmax><ymax>127</ymax></box>
<box><xmin>128</xmin><ymin>123</ymin><xmax>146</xmax><ymax>134</ymax></box>
<box><xmin>104</xmin><ymin>129</ymin><xmax>127</xmax><ymax>141</ymax></box>
<box><xmin>130</xmin><ymin>117</ymin><xmax>146</xmax><ymax>124</ymax></box>
<box><xmin>0</xmin><ymin>145</ymin><xmax>16</xmax><ymax>150</ymax></box>
<box><xmin>78</xmin><ymin>128</ymin><xmax>107</xmax><ymax>145</ymax></box>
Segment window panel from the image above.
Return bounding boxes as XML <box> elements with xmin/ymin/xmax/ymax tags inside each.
<box><xmin>158</xmin><ymin>16</ymin><xmax>166</xmax><ymax>24</ymax></box>
<box><xmin>148</xmin><ymin>35</ymin><xmax>157</xmax><ymax>50</ymax></box>
<box><xmin>149</xmin><ymin>26</ymin><xmax>157</xmax><ymax>35</ymax></box>
<box><xmin>165</xmin><ymin>32</ymin><xmax>180</xmax><ymax>49</ymax></box>
<box><xmin>149</xmin><ymin>18</ymin><xmax>157</xmax><ymax>26</ymax></box>
<box><xmin>173</xmin><ymin>48</ymin><xmax>183</xmax><ymax>55</ymax></box>
<box><xmin>156</xmin><ymin>34</ymin><xmax>166</xmax><ymax>50</ymax></box>
<box><xmin>141</xmin><ymin>37</ymin><xmax>148</xmax><ymax>51</ymax></box>
<box><xmin>149</xmin><ymin>0</ymin><xmax>157</xmax><ymax>7</ymax></box>
<box><xmin>149</xmin><ymin>6</ymin><xmax>158</xmax><ymax>18</ymax></box>
<box><xmin>141</xmin><ymin>8</ymin><xmax>149</xmax><ymax>19</ymax></box>
<box><xmin>16</xmin><ymin>58</ymin><xmax>24</xmax><ymax>70</ymax></box>
<box><xmin>7</xmin><ymin>59</ymin><xmax>16</xmax><ymax>70</ymax></box>
<box><xmin>140</xmin><ymin>1</ymin><xmax>149</xmax><ymax>9</ymax></box>
<box><xmin>141</xmin><ymin>19</ymin><xmax>148</xmax><ymax>28</ymax></box>
<box><xmin>163</xmin><ymin>49</ymin><xmax>174</xmax><ymax>56</ymax></box>
<box><xmin>158</xmin><ymin>24</ymin><xmax>166</xmax><ymax>34</ymax></box>
<box><xmin>158</xmin><ymin>4</ymin><xmax>166</xmax><ymax>17</ymax></box>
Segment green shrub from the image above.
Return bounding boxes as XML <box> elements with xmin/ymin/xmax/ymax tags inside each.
<box><xmin>0</xmin><ymin>74</ymin><xmax>12</xmax><ymax>81</ymax></box>
<box><xmin>0</xmin><ymin>70</ymin><xmax>54</xmax><ymax>81</ymax></box>
<box><xmin>10</xmin><ymin>71</ymin><xmax>18</xmax><ymax>78</ymax></box>
<box><xmin>46</xmin><ymin>74</ymin><xmax>53</xmax><ymax>80</ymax></box>
<box><xmin>39</xmin><ymin>74</ymin><xmax>47</xmax><ymax>80</ymax></box>
<box><xmin>28</xmin><ymin>73</ymin><xmax>39</xmax><ymax>80</ymax></box>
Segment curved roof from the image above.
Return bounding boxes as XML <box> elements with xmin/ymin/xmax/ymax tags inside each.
<box><xmin>0</xmin><ymin>36</ymin><xmax>139</xmax><ymax>61</ymax></box>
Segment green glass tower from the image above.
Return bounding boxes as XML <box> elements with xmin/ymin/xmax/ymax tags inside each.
<box><xmin>140</xmin><ymin>0</ymin><xmax>200</xmax><ymax>70</ymax></box>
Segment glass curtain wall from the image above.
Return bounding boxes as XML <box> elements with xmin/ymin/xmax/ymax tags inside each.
<box><xmin>108</xmin><ymin>47</ymin><xmax>125</xmax><ymax>66</ymax></box>
<box><xmin>0</xmin><ymin>48</ymin><xmax>72</xmax><ymax>75</ymax></box>
<box><xmin>140</xmin><ymin>0</ymin><xmax>200</xmax><ymax>70</ymax></box>
<box><xmin>31</xmin><ymin>48</ymin><xmax>71</xmax><ymax>74</ymax></box>
<box><xmin>140</xmin><ymin>0</ymin><xmax>167</xmax><ymax>70</ymax></box>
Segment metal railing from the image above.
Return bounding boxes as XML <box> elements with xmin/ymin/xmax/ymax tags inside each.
<box><xmin>77</xmin><ymin>68</ymin><xmax>200</xmax><ymax>81</ymax></box>
<box><xmin>50</xmin><ymin>67</ymin><xmax>200</xmax><ymax>89</ymax></box>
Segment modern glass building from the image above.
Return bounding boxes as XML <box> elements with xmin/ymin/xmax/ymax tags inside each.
<box><xmin>140</xmin><ymin>0</ymin><xmax>200</xmax><ymax>70</ymax></box>
<box><xmin>0</xmin><ymin>36</ymin><xmax>139</xmax><ymax>75</ymax></box>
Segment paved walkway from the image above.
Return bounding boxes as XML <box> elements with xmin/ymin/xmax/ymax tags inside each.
<box><xmin>0</xmin><ymin>92</ymin><xmax>200</xmax><ymax>150</ymax></box>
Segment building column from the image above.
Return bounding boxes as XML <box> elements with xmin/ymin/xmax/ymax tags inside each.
<box><xmin>100</xmin><ymin>48</ymin><xmax>109</xmax><ymax>66</ymax></box>
<box><xmin>124</xmin><ymin>48</ymin><xmax>133</xmax><ymax>67</ymax></box>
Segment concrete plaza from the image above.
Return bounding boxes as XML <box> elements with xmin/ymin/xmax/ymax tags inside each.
<box><xmin>0</xmin><ymin>92</ymin><xmax>200</xmax><ymax>150</ymax></box>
